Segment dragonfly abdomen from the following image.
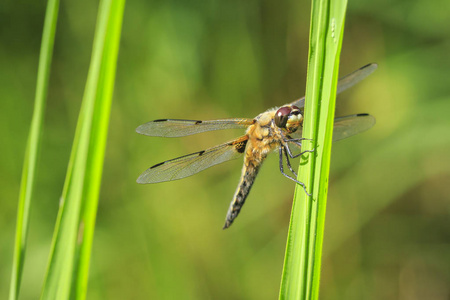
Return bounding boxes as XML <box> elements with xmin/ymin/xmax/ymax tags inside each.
<box><xmin>222</xmin><ymin>149</ymin><xmax>267</xmax><ymax>229</ymax></box>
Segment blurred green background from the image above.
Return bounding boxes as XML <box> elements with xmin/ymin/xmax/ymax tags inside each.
<box><xmin>1</xmin><ymin>0</ymin><xmax>449</xmax><ymax>299</ymax></box>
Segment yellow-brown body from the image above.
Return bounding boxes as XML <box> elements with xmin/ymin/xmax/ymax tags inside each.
<box><xmin>223</xmin><ymin>108</ymin><xmax>299</xmax><ymax>228</ymax></box>
<box><xmin>136</xmin><ymin>63</ymin><xmax>377</xmax><ymax>229</ymax></box>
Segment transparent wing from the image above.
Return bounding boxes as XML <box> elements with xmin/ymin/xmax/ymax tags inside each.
<box><xmin>332</xmin><ymin>114</ymin><xmax>376</xmax><ymax>142</ymax></box>
<box><xmin>136</xmin><ymin>118</ymin><xmax>253</xmax><ymax>137</ymax></box>
<box><xmin>290</xmin><ymin>63</ymin><xmax>378</xmax><ymax>108</ymax></box>
<box><xmin>335</xmin><ymin>63</ymin><xmax>378</xmax><ymax>95</ymax></box>
<box><xmin>137</xmin><ymin>136</ymin><xmax>249</xmax><ymax>183</ymax></box>
<box><xmin>288</xmin><ymin>114</ymin><xmax>375</xmax><ymax>142</ymax></box>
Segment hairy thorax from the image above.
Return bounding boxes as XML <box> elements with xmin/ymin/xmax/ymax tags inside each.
<box><xmin>244</xmin><ymin>108</ymin><xmax>286</xmax><ymax>167</ymax></box>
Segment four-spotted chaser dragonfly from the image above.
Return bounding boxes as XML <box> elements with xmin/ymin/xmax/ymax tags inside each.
<box><xmin>137</xmin><ymin>63</ymin><xmax>377</xmax><ymax>229</ymax></box>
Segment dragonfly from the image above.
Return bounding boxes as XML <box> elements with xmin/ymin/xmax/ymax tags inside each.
<box><xmin>136</xmin><ymin>63</ymin><xmax>377</xmax><ymax>229</ymax></box>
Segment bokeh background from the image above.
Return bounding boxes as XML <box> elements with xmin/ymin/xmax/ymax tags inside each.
<box><xmin>1</xmin><ymin>0</ymin><xmax>449</xmax><ymax>299</ymax></box>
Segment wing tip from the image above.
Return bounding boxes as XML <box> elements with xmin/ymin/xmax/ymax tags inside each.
<box><xmin>355</xmin><ymin>113</ymin><xmax>376</xmax><ymax>126</ymax></box>
<box><xmin>135</xmin><ymin>124</ymin><xmax>146</xmax><ymax>135</ymax></box>
<box><xmin>136</xmin><ymin>176</ymin><xmax>146</xmax><ymax>184</ymax></box>
<box><xmin>136</xmin><ymin>120</ymin><xmax>167</xmax><ymax>135</ymax></box>
<box><xmin>361</xmin><ymin>62</ymin><xmax>378</xmax><ymax>71</ymax></box>
<box><xmin>136</xmin><ymin>171</ymin><xmax>155</xmax><ymax>184</ymax></box>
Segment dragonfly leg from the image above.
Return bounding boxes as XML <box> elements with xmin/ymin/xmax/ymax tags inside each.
<box><xmin>287</xmin><ymin>137</ymin><xmax>312</xmax><ymax>142</ymax></box>
<box><xmin>278</xmin><ymin>147</ymin><xmax>311</xmax><ymax>196</ymax></box>
<box><xmin>284</xmin><ymin>137</ymin><xmax>311</xmax><ymax>148</ymax></box>
<box><xmin>284</xmin><ymin>143</ymin><xmax>315</xmax><ymax>159</ymax></box>
<box><xmin>283</xmin><ymin>147</ymin><xmax>297</xmax><ymax>177</ymax></box>
<box><xmin>288</xmin><ymin>140</ymin><xmax>303</xmax><ymax>148</ymax></box>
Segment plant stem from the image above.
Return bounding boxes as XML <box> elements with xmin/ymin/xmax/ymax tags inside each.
<box><xmin>279</xmin><ymin>0</ymin><xmax>348</xmax><ymax>298</ymax></box>
<box><xmin>9</xmin><ymin>0</ymin><xmax>59</xmax><ymax>299</ymax></box>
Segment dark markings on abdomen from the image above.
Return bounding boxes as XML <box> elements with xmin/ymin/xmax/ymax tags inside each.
<box><xmin>223</xmin><ymin>163</ymin><xmax>260</xmax><ymax>229</ymax></box>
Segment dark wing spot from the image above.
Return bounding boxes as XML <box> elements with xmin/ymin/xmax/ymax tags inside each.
<box><xmin>195</xmin><ymin>120</ymin><xmax>202</xmax><ymax>124</ymax></box>
<box><xmin>150</xmin><ymin>161</ymin><xmax>165</xmax><ymax>169</ymax></box>
<box><xmin>153</xmin><ymin>119</ymin><xmax>168</xmax><ymax>122</ymax></box>
<box><xmin>356</xmin><ymin>113</ymin><xmax>369</xmax><ymax>117</ymax></box>
<box><xmin>198</xmin><ymin>150</ymin><xmax>206</xmax><ymax>156</ymax></box>
<box><xmin>231</xmin><ymin>140</ymin><xmax>248</xmax><ymax>153</ymax></box>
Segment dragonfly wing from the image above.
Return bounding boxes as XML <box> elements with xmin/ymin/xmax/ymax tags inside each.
<box><xmin>137</xmin><ymin>136</ymin><xmax>249</xmax><ymax>183</ymax></box>
<box><xmin>136</xmin><ymin>118</ymin><xmax>253</xmax><ymax>137</ymax></box>
<box><xmin>290</xmin><ymin>96</ymin><xmax>306</xmax><ymax>109</ymax></box>
<box><xmin>290</xmin><ymin>63</ymin><xmax>378</xmax><ymax>108</ymax></box>
<box><xmin>335</xmin><ymin>63</ymin><xmax>378</xmax><ymax>95</ymax></box>
<box><xmin>332</xmin><ymin>114</ymin><xmax>376</xmax><ymax>142</ymax></box>
<box><xmin>287</xmin><ymin>114</ymin><xmax>375</xmax><ymax>143</ymax></box>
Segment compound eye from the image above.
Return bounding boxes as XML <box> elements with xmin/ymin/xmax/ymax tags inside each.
<box><xmin>275</xmin><ymin>106</ymin><xmax>292</xmax><ymax>128</ymax></box>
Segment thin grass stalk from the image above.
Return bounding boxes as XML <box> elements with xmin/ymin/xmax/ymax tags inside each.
<box><xmin>9</xmin><ymin>0</ymin><xmax>59</xmax><ymax>299</ymax></box>
<box><xmin>279</xmin><ymin>0</ymin><xmax>348</xmax><ymax>299</ymax></box>
<box><xmin>40</xmin><ymin>0</ymin><xmax>125</xmax><ymax>298</ymax></box>
<box><xmin>75</xmin><ymin>0</ymin><xmax>126</xmax><ymax>297</ymax></box>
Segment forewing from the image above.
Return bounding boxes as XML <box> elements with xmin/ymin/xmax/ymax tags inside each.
<box><xmin>287</xmin><ymin>114</ymin><xmax>375</xmax><ymax>143</ymax></box>
<box><xmin>137</xmin><ymin>136</ymin><xmax>249</xmax><ymax>183</ymax></box>
<box><xmin>335</xmin><ymin>63</ymin><xmax>378</xmax><ymax>95</ymax></box>
<box><xmin>290</xmin><ymin>63</ymin><xmax>378</xmax><ymax>108</ymax></box>
<box><xmin>136</xmin><ymin>118</ymin><xmax>253</xmax><ymax>137</ymax></box>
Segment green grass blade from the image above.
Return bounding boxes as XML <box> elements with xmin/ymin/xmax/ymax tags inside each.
<box><xmin>40</xmin><ymin>0</ymin><xmax>126</xmax><ymax>299</ymax></box>
<box><xmin>279</xmin><ymin>0</ymin><xmax>348</xmax><ymax>299</ymax></box>
<box><xmin>8</xmin><ymin>0</ymin><xmax>59</xmax><ymax>299</ymax></box>
<box><xmin>76</xmin><ymin>0</ymin><xmax>126</xmax><ymax>297</ymax></box>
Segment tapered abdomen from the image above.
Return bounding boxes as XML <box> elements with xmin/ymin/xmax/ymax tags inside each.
<box><xmin>223</xmin><ymin>155</ymin><xmax>264</xmax><ymax>229</ymax></box>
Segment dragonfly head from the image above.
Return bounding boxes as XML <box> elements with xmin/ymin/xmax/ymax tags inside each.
<box><xmin>274</xmin><ymin>105</ymin><xmax>303</xmax><ymax>133</ymax></box>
